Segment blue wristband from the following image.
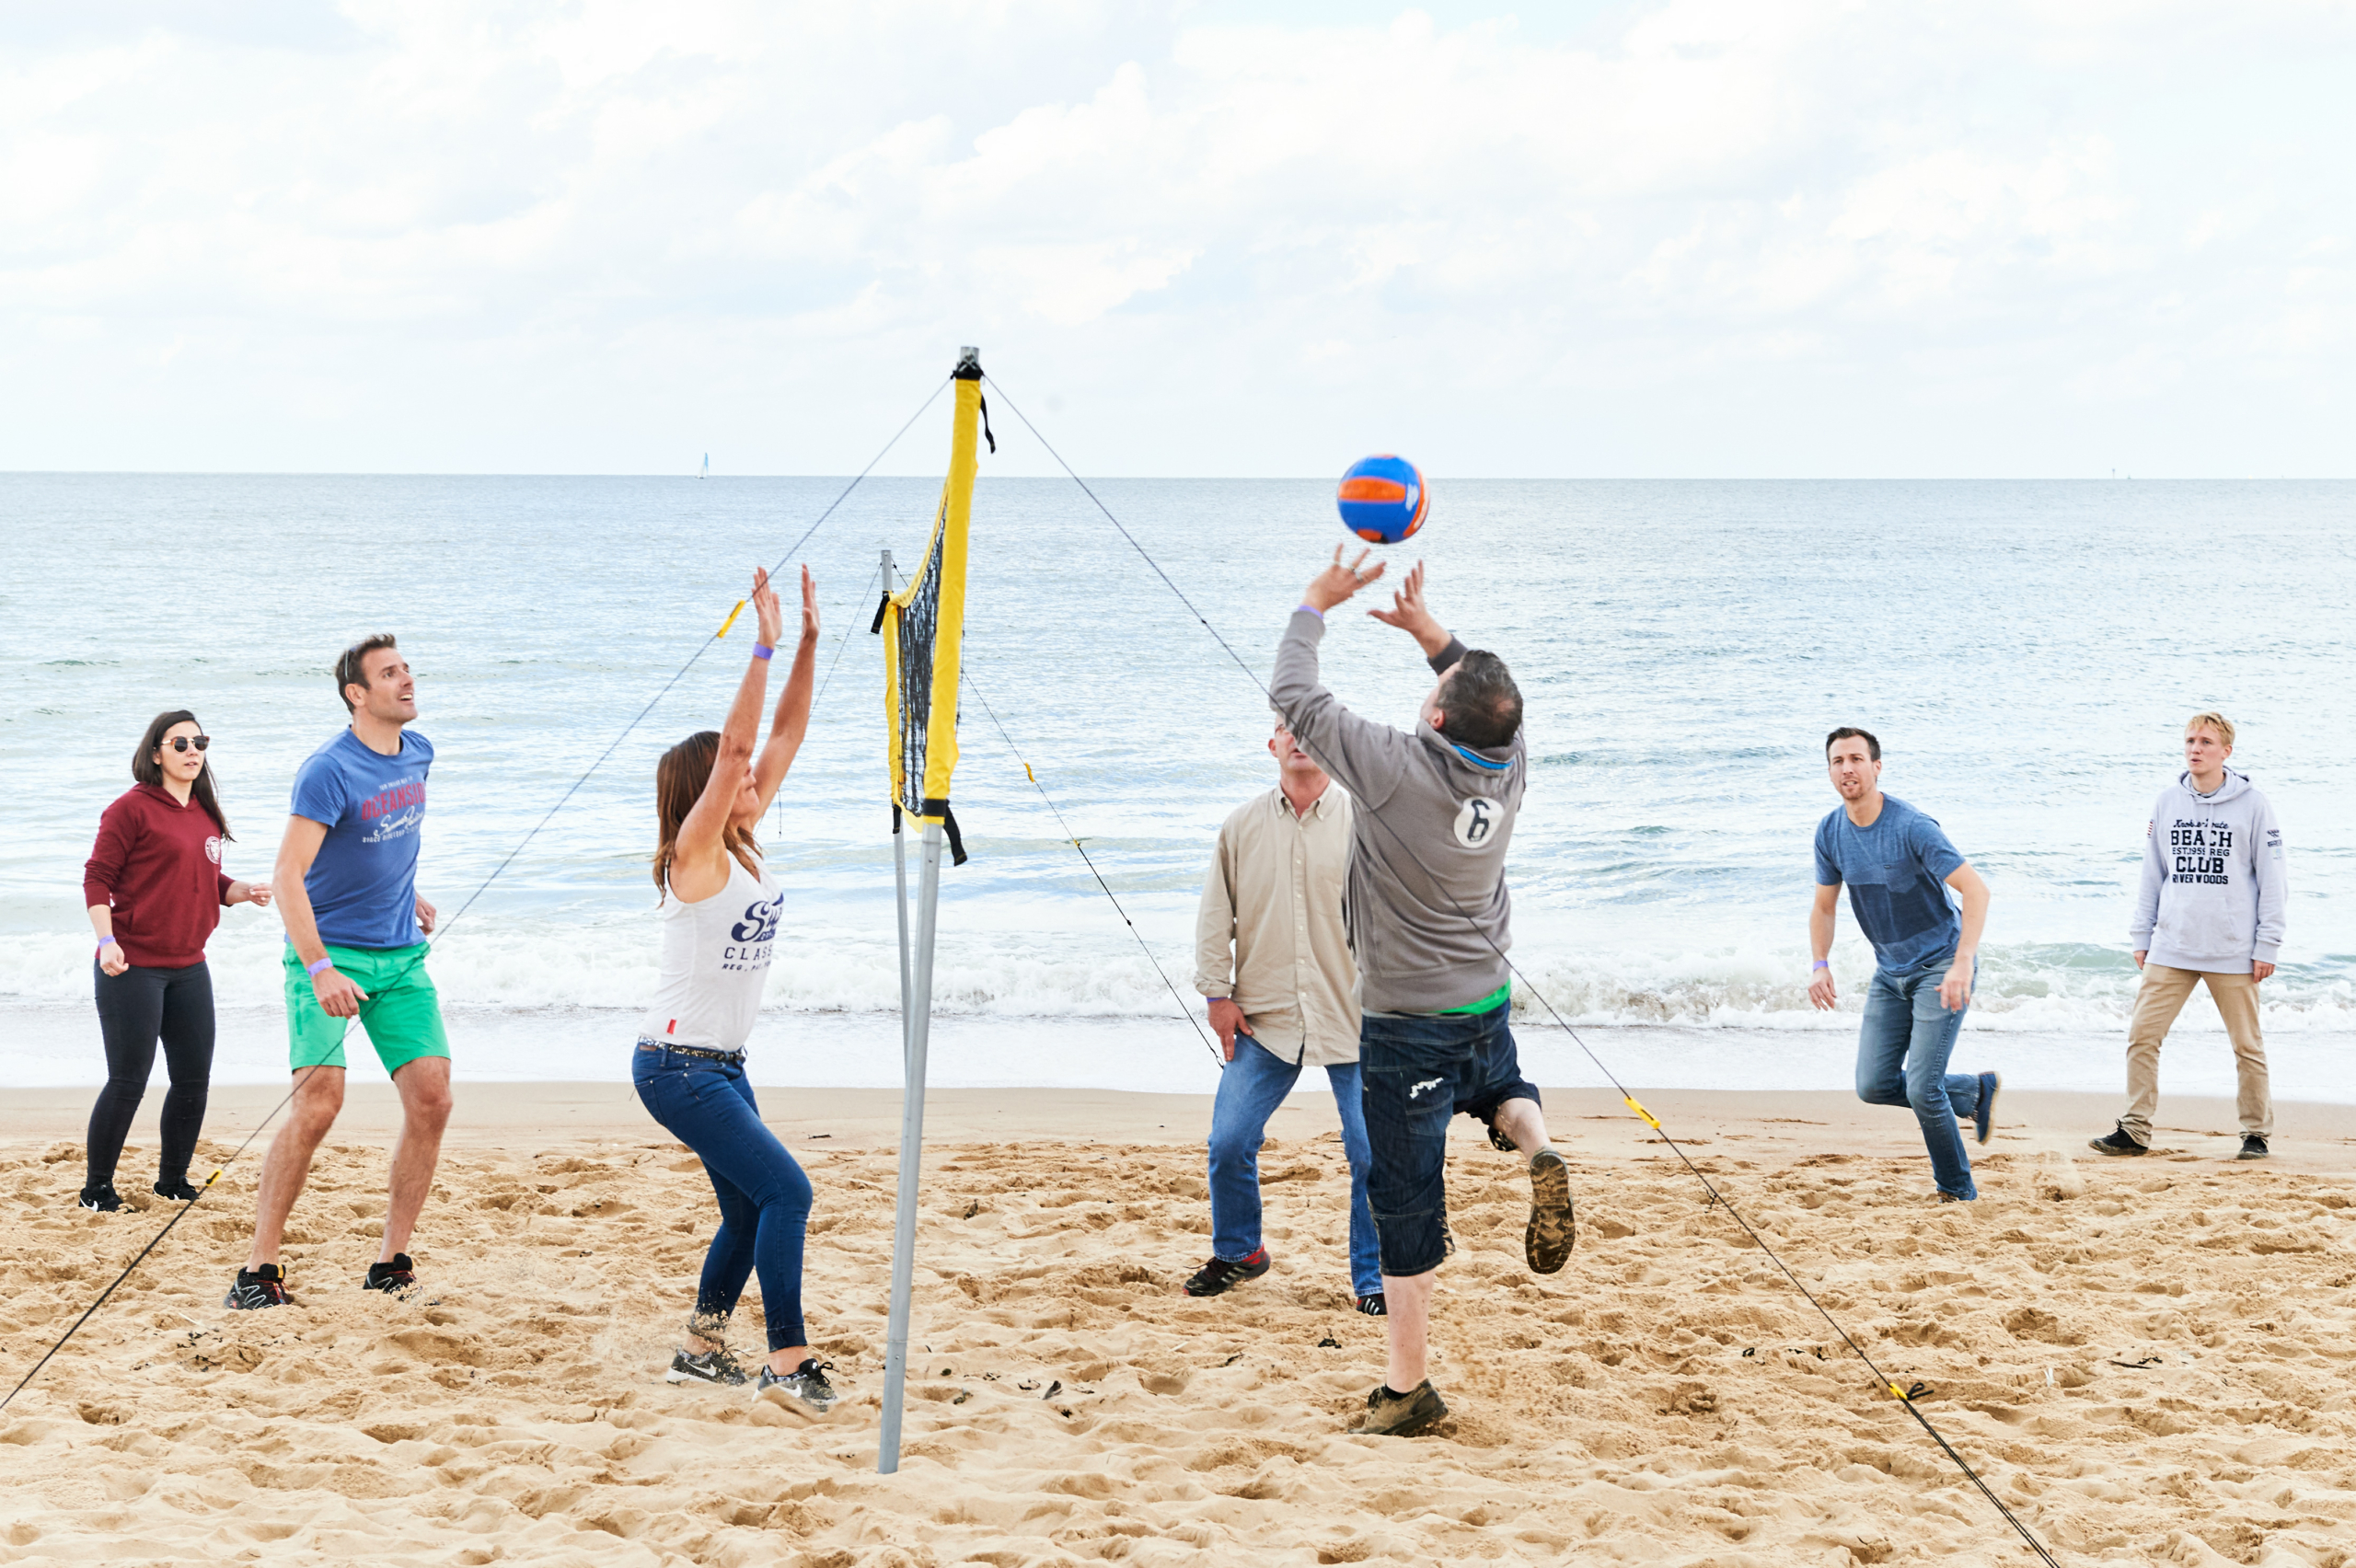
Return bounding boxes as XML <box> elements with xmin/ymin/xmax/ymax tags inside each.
<box><xmin>1811</xmin><ymin>960</ymin><xmax>1829</xmax><ymax>971</ymax></box>
<box><xmin>752</xmin><ymin>642</ymin><xmax>775</xmax><ymax>661</ymax></box>
<box><xmin>306</xmin><ymin>955</ymin><xmax>334</xmax><ymax>978</ymax></box>
<box><xmin>97</xmin><ymin>935</ymin><xmax>117</xmax><ymax>949</ymax></box>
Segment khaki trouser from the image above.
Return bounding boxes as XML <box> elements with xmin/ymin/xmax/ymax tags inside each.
<box><xmin>2120</xmin><ymin>963</ymin><xmax>2271</xmax><ymax>1146</ymax></box>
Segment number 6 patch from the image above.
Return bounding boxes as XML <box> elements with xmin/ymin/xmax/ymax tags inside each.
<box><xmin>1453</xmin><ymin>797</ymin><xmax>1502</xmax><ymax>847</ymax></box>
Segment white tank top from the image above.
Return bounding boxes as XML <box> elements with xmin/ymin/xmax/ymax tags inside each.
<box><xmin>640</xmin><ymin>852</ymin><xmax>781</xmax><ymax>1053</ymax></box>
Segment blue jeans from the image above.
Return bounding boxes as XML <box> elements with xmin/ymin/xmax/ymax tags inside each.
<box><xmin>1208</xmin><ymin>1035</ymin><xmax>1380</xmax><ymax>1297</ymax></box>
<box><xmin>1855</xmin><ymin>953</ymin><xmax>1984</xmax><ymax>1200</ymax></box>
<box><xmin>632</xmin><ymin>1046</ymin><xmax>814</xmax><ymax>1350</ymax></box>
<box><xmin>1359</xmin><ymin>1003</ymin><xmax>1542</xmax><ymax>1277</ymax></box>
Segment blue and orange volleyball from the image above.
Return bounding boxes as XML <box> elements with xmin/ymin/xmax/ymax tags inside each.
<box><xmin>1336</xmin><ymin>455</ymin><xmax>1429</xmax><ymax>544</ymax></box>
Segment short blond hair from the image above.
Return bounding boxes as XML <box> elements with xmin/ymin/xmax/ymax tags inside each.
<box><xmin>2185</xmin><ymin>710</ymin><xmax>2235</xmax><ymax>748</ymax></box>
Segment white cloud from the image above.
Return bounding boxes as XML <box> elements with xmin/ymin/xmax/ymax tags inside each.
<box><xmin>0</xmin><ymin>0</ymin><xmax>2349</xmax><ymax>475</ymax></box>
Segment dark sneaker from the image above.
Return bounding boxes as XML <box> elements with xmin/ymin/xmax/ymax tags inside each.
<box><xmin>2236</xmin><ymin>1135</ymin><xmax>2269</xmax><ymax>1161</ymax></box>
<box><xmin>153</xmin><ymin>1177</ymin><xmax>201</xmax><ymax>1202</ymax></box>
<box><xmin>1974</xmin><ymin>1071</ymin><xmax>2001</xmax><ymax>1146</ymax></box>
<box><xmin>1350</xmin><ymin>1378</ymin><xmax>1448</xmax><ymax>1436</ymax></box>
<box><xmin>666</xmin><ymin>1345</ymin><xmax>749</xmax><ymax>1386</ymax></box>
<box><xmin>1355</xmin><ymin>1293</ymin><xmax>1387</xmax><ymax>1317</ymax></box>
<box><xmin>77</xmin><ymin>1185</ymin><xmax>122</xmax><ymax>1214</ymax></box>
<box><xmin>363</xmin><ymin>1254</ymin><xmax>417</xmax><ymax>1294</ymax></box>
<box><xmin>756</xmin><ymin>1358</ymin><xmax>839</xmax><ymax>1417</ymax></box>
<box><xmin>1485</xmin><ymin>1121</ymin><xmax>1518</xmax><ymax>1155</ymax></box>
<box><xmin>1525</xmin><ymin>1148</ymin><xmax>1575</xmax><ymax>1274</ymax></box>
<box><xmin>1183</xmin><ymin>1248</ymin><xmax>1270</xmax><ymax>1297</ymax></box>
<box><xmin>2088</xmin><ymin>1124</ymin><xmax>2148</xmax><ymax>1157</ymax></box>
<box><xmin>225</xmin><ymin>1264</ymin><xmax>288</xmax><ymax>1310</ymax></box>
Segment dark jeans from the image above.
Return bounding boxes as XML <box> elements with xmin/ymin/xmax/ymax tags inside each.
<box><xmin>87</xmin><ymin>960</ymin><xmax>215</xmax><ymax>1193</ymax></box>
<box><xmin>1855</xmin><ymin>951</ymin><xmax>1983</xmax><ymax>1200</ymax></box>
<box><xmin>632</xmin><ymin>1045</ymin><xmax>814</xmax><ymax>1351</ymax></box>
<box><xmin>1358</xmin><ymin>1002</ymin><xmax>1541</xmax><ymax>1277</ymax></box>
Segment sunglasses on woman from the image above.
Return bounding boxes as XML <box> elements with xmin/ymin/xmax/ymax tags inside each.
<box><xmin>168</xmin><ymin>735</ymin><xmax>211</xmax><ymax>754</ymax></box>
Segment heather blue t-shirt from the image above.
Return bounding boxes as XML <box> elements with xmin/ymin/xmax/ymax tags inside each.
<box><xmin>290</xmin><ymin>728</ymin><xmax>433</xmax><ymax>950</ymax></box>
<box><xmin>1814</xmin><ymin>795</ymin><xmax>1966</xmax><ymax>972</ymax></box>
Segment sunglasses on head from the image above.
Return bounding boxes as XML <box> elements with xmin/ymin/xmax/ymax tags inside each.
<box><xmin>168</xmin><ymin>735</ymin><xmax>210</xmax><ymax>754</ymax></box>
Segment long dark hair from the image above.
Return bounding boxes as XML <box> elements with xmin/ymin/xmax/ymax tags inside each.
<box><xmin>133</xmin><ymin>709</ymin><xmax>232</xmax><ymax>839</ymax></box>
<box><xmin>653</xmin><ymin>730</ymin><xmax>758</xmax><ymax>897</ymax></box>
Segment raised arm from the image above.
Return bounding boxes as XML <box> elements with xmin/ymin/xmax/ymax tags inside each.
<box><xmin>1270</xmin><ymin>547</ymin><xmax>1418</xmax><ymax>808</ymax></box>
<box><xmin>671</xmin><ymin>569</ymin><xmax>780</xmax><ymax>903</ymax></box>
<box><xmin>753</xmin><ymin>565</ymin><xmax>822</xmax><ymax>812</ymax></box>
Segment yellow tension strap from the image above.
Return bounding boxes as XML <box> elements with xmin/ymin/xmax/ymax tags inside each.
<box><xmin>716</xmin><ymin>599</ymin><xmax>745</xmax><ymax>640</ymax></box>
<box><xmin>1623</xmin><ymin>1094</ymin><xmax>1662</xmax><ymax>1131</ymax></box>
<box><xmin>204</xmin><ymin>1169</ymin><xmax>222</xmax><ymax>1187</ymax></box>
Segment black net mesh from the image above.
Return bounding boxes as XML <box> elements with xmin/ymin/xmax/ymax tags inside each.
<box><xmin>893</xmin><ymin>499</ymin><xmax>948</xmax><ymax>819</ymax></box>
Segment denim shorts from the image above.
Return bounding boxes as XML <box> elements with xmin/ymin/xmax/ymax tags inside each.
<box><xmin>1359</xmin><ymin>1002</ymin><xmax>1542</xmax><ymax>1276</ymax></box>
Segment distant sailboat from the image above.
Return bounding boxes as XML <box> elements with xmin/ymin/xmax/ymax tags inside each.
<box><xmin>700</xmin><ymin>453</ymin><xmax>710</xmax><ymax>479</ymax></box>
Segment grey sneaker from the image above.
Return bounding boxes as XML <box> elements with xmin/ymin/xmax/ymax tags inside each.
<box><xmin>2088</xmin><ymin>1124</ymin><xmax>2147</xmax><ymax>1157</ymax></box>
<box><xmin>756</xmin><ymin>1358</ymin><xmax>839</xmax><ymax>1417</ymax></box>
<box><xmin>1525</xmin><ymin>1148</ymin><xmax>1575</xmax><ymax>1274</ymax></box>
<box><xmin>2236</xmin><ymin>1135</ymin><xmax>2269</xmax><ymax>1161</ymax></box>
<box><xmin>666</xmin><ymin>1345</ymin><xmax>749</xmax><ymax>1386</ymax></box>
<box><xmin>1351</xmin><ymin>1379</ymin><xmax>1448</xmax><ymax>1436</ymax></box>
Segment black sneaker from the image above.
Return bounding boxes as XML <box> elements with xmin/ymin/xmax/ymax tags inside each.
<box><xmin>1183</xmin><ymin>1248</ymin><xmax>1270</xmax><ymax>1297</ymax></box>
<box><xmin>756</xmin><ymin>1358</ymin><xmax>839</xmax><ymax>1417</ymax></box>
<box><xmin>1350</xmin><ymin>1378</ymin><xmax>1448</xmax><ymax>1435</ymax></box>
<box><xmin>2088</xmin><ymin>1124</ymin><xmax>2148</xmax><ymax>1157</ymax></box>
<box><xmin>1485</xmin><ymin>1120</ymin><xmax>1518</xmax><ymax>1155</ymax></box>
<box><xmin>363</xmin><ymin>1254</ymin><xmax>417</xmax><ymax>1294</ymax></box>
<box><xmin>1525</xmin><ymin>1148</ymin><xmax>1576</xmax><ymax>1274</ymax></box>
<box><xmin>77</xmin><ymin>1184</ymin><xmax>122</xmax><ymax>1213</ymax></box>
<box><xmin>153</xmin><ymin>1177</ymin><xmax>200</xmax><ymax>1202</ymax></box>
<box><xmin>666</xmin><ymin>1345</ymin><xmax>749</xmax><ymax>1386</ymax></box>
<box><xmin>1974</xmin><ymin>1071</ymin><xmax>2001</xmax><ymax>1146</ymax></box>
<box><xmin>225</xmin><ymin>1264</ymin><xmax>288</xmax><ymax>1310</ymax></box>
<box><xmin>1355</xmin><ymin>1293</ymin><xmax>1387</xmax><ymax>1317</ymax></box>
<box><xmin>2236</xmin><ymin>1135</ymin><xmax>2269</xmax><ymax>1161</ymax></box>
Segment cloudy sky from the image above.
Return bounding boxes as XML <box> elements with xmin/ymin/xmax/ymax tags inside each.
<box><xmin>3</xmin><ymin>1</ymin><xmax>2349</xmax><ymax>476</ymax></box>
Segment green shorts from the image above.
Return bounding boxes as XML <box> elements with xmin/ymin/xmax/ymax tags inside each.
<box><xmin>283</xmin><ymin>942</ymin><xmax>451</xmax><ymax>1077</ymax></box>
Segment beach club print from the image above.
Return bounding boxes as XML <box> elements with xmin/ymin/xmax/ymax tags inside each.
<box><xmin>724</xmin><ymin>892</ymin><xmax>781</xmax><ymax>970</ymax></box>
<box><xmin>2161</xmin><ymin>814</ymin><xmax>2241</xmax><ymax>887</ymax></box>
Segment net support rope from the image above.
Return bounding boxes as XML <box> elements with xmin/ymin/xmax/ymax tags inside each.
<box><xmin>2</xmin><ymin>378</ymin><xmax>951</xmax><ymax>1413</ymax></box>
<box><xmin>980</xmin><ymin>374</ymin><xmax>2064</xmax><ymax>1568</ymax></box>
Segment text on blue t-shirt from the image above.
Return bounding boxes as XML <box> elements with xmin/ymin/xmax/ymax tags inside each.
<box><xmin>291</xmin><ymin>728</ymin><xmax>433</xmax><ymax>950</ymax></box>
<box><xmin>1813</xmin><ymin>794</ymin><xmax>1966</xmax><ymax>972</ymax></box>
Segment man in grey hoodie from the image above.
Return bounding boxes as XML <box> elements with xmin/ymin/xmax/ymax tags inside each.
<box><xmin>2091</xmin><ymin>712</ymin><xmax>2287</xmax><ymax>1161</ymax></box>
<box><xmin>1270</xmin><ymin>548</ymin><xmax>1575</xmax><ymax>1439</ymax></box>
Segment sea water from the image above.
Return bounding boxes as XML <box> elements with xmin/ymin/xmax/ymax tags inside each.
<box><xmin>3</xmin><ymin>474</ymin><xmax>2350</xmax><ymax>1097</ymax></box>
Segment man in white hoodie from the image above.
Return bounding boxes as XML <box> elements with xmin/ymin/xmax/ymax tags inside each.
<box><xmin>2091</xmin><ymin>712</ymin><xmax>2287</xmax><ymax>1161</ymax></box>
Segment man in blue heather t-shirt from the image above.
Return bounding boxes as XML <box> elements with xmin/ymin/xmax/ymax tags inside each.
<box><xmin>1807</xmin><ymin>727</ymin><xmax>2002</xmax><ymax>1201</ymax></box>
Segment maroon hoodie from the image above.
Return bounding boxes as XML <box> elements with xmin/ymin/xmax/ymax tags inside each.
<box><xmin>82</xmin><ymin>784</ymin><xmax>237</xmax><ymax>967</ymax></box>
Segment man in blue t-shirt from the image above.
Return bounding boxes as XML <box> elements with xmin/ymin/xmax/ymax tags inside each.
<box><xmin>225</xmin><ymin>633</ymin><xmax>453</xmax><ymax>1312</ymax></box>
<box><xmin>1807</xmin><ymin>727</ymin><xmax>2001</xmax><ymax>1201</ymax></box>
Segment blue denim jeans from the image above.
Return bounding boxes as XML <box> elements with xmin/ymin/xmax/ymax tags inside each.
<box><xmin>632</xmin><ymin>1045</ymin><xmax>814</xmax><ymax>1350</ymax></box>
<box><xmin>1208</xmin><ymin>1034</ymin><xmax>1380</xmax><ymax>1297</ymax></box>
<box><xmin>1359</xmin><ymin>1003</ymin><xmax>1542</xmax><ymax>1277</ymax></box>
<box><xmin>1855</xmin><ymin>952</ymin><xmax>1984</xmax><ymax>1200</ymax></box>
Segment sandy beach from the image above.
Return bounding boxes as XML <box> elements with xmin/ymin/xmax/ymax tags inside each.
<box><xmin>3</xmin><ymin>1083</ymin><xmax>2353</xmax><ymax>1564</ymax></box>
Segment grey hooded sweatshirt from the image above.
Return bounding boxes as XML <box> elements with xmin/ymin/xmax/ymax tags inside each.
<box><xmin>2131</xmin><ymin>768</ymin><xmax>2288</xmax><ymax>971</ymax></box>
<box><xmin>1270</xmin><ymin>608</ymin><xmax>1523</xmax><ymax>1014</ymax></box>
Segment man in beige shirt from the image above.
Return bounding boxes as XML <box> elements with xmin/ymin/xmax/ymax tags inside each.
<box><xmin>1187</xmin><ymin>721</ymin><xmax>1382</xmax><ymax>1314</ymax></box>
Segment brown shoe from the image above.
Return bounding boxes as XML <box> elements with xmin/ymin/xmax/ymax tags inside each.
<box><xmin>1351</xmin><ymin>1379</ymin><xmax>1448</xmax><ymax>1436</ymax></box>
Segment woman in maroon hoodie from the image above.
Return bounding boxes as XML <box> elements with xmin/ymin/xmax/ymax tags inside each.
<box><xmin>79</xmin><ymin>709</ymin><xmax>272</xmax><ymax>1212</ymax></box>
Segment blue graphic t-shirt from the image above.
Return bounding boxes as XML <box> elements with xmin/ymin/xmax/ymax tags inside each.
<box><xmin>291</xmin><ymin>728</ymin><xmax>433</xmax><ymax>950</ymax></box>
<box><xmin>1813</xmin><ymin>794</ymin><xmax>1966</xmax><ymax>972</ymax></box>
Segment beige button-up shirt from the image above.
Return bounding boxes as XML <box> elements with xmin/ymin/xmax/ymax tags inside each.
<box><xmin>1193</xmin><ymin>785</ymin><xmax>1360</xmax><ymax>1066</ymax></box>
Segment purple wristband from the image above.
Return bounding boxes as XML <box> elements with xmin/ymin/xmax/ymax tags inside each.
<box><xmin>1811</xmin><ymin>960</ymin><xmax>1830</xmax><ymax>971</ymax></box>
<box><xmin>97</xmin><ymin>935</ymin><xmax>117</xmax><ymax>950</ymax></box>
<box><xmin>306</xmin><ymin>955</ymin><xmax>335</xmax><ymax>978</ymax></box>
<box><xmin>752</xmin><ymin>642</ymin><xmax>775</xmax><ymax>661</ymax></box>
<box><xmin>1295</xmin><ymin>604</ymin><xmax>1324</xmax><ymax>620</ymax></box>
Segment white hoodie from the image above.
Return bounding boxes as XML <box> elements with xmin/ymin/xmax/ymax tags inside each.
<box><xmin>2131</xmin><ymin>769</ymin><xmax>2287</xmax><ymax>971</ymax></box>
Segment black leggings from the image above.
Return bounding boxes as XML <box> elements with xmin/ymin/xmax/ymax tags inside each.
<box><xmin>86</xmin><ymin>960</ymin><xmax>215</xmax><ymax>1193</ymax></box>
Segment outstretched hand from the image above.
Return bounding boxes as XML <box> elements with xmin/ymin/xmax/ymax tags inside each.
<box><xmin>797</xmin><ymin>564</ymin><xmax>820</xmax><ymax>643</ymax></box>
<box><xmin>1367</xmin><ymin>559</ymin><xmax>1451</xmax><ymax>658</ymax></box>
<box><xmin>751</xmin><ymin>566</ymin><xmax>784</xmax><ymax>649</ymax></box>
<box><xmin>1303</xmin><ymin>545</ymin><xmax>1386</xmax><ymax>614</ymax></box>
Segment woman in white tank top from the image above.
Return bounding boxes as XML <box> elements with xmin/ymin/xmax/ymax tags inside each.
<box><xmin>631</xmin><ymin>565</ymin><xmax>837</xmax><ymax>1416</ymax></box>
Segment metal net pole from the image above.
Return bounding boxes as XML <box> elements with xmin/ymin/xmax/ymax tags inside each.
<box><xmin>877</xmin><ymin>817</ymin><xmax>944</xmax><ymax>1473</ymax></box>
